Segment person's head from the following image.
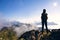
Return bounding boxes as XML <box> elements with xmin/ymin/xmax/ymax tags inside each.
<box><xmin>43</xmin><ymin>9</ymin><xmax>46</xmax><ymax>13</ymax></box>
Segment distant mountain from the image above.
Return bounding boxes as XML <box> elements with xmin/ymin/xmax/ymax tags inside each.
<box><xmin>10</xmin><ymin>21</ymin><xmax>24</xmax><ymax>27</ymax></box>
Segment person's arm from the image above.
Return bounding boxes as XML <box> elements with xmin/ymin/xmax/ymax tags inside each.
<box><xmin>46</xmin><ymin>13</ymin><xmax>48</xmax><ymax>19</ymax></box>
<box><xmin>41</xmin><ymin>14</ymin><xmax>42</xmax><ymax>19</ymax></box>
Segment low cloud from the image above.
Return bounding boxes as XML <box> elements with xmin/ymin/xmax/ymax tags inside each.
<box><xmin>35</xmin><ymin>22</ymin><xmax>58</xmax><ymax>25</ymax></box>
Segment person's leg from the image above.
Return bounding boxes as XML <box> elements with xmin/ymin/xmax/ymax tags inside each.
<box><xmin>45</xmin><ymin>21</ymin><xmax>48</xmax><ymax>33</ymax></box>
<box><xmin>42</xmin><ymin>21</ymin><xmax>44</xmax><ymax>34</ymax></box>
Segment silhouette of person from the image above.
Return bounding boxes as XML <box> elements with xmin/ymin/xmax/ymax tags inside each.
<box><xmin>41</xmin><ymin>9</ymin><xmax>48</xmax><ymax>33</ymax></box>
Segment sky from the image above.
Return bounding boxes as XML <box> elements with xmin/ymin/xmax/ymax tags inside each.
<box><xmin>0</xmin><ymin>0</ymin><xmax>60</xmax><ymax>24</ymax></box>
